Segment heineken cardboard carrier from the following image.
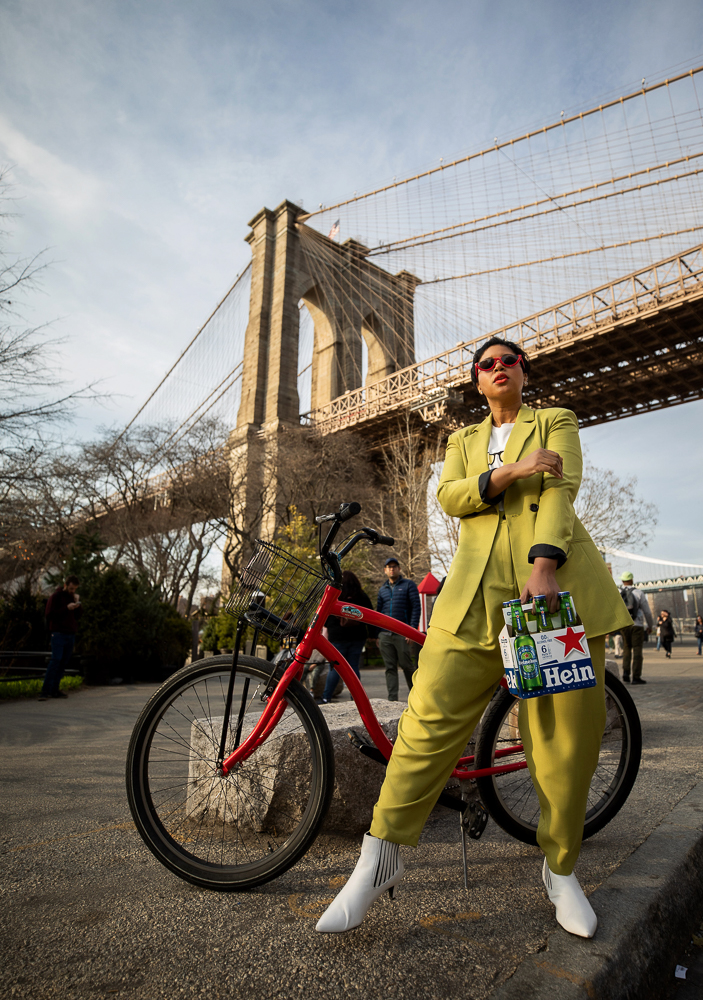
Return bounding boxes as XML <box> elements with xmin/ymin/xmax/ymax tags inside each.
<box><xmin>499</xmin><ymin>593</ymin><xmax>597</xmax><ymax>700</ymax></box>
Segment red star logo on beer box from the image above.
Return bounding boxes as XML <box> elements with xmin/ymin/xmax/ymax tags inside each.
<box><xmin>552</xmin><ymin>627</ymin><xmax>587</xmax><ymax>658</ymax></box>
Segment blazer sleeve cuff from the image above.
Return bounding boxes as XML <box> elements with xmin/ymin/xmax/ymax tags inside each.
<box><xmin>478</xmin><ymin>470</ymin><xmax>504</xmax><ymax>506</ymax></box>
<box><xmin>528</xmin><ymin>543</ymin><xmax>567</xmax><ymax>569</ymax></box>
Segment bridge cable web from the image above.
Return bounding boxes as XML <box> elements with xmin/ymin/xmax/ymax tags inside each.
<box><xmin>120</xmin><ymin>67</ymin><xmax>703</xmax><ymax>443</ymax></box>
<box><xmin>119</xmin><ymin>264</ymin><xmax>251</xmax><ymax>451</ymax></box>
<box><xmin>301</xmin><ymin>66</ymin><xmax>703</xmax><ymax>376</ymax></box>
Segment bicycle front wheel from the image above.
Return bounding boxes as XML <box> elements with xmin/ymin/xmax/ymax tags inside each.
<box><xmin>126</xmin><ymin>655</ymin><xmax>335</xmax><ymax>890</ymax></box>
<box><xmin>474</xmin><ymin>669</ymin><xmax>642</xmax><ymax>845</ymax></box>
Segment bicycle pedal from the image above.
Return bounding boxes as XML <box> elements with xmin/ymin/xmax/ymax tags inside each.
<box><xmin>461</xmin><ymin>802</ymin><xmax>489</xmax><ymax>840</ymax></box>
<box><xmin>347</xmin><ymin>729</ymin><xmax>387</xmax><ymax>767</ymax></box>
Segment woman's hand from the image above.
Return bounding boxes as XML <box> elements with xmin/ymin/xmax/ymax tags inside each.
<box><xmin>514</xmin><ymin>449</ymin><xmax>563</xmax><ymax>481</ymax></box>
<box><xmin>486</xmin><ymin>449</ymin><xmax>563</xmax><ymax>497</ymax></box>
<box><xmin>519</xmin><ymin>557</ymin><xmax>560</xmax><ymax>613</ymax></box>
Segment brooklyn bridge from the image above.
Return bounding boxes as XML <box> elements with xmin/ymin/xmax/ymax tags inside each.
<box><xmin>112</xmin><ymin>67</ymin><xmax>703</xmax><ymax>586</ymax></box>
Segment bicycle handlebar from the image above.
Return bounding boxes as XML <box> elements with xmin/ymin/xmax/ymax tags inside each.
<box><xmin>315</xmin><ymin>501</ymin><xmax>361</xmax><ymax>525</ymax></box>
<box><xmin>316</xmin><ymin>504</ymin><xmax>395</xmax><ymax>586</ymax></box>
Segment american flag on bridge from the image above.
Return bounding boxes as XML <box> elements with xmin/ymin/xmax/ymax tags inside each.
<box><xmin>328</xmin><ymin>220</ymin><xmax>340</xmax><ymax>239</ymax></box>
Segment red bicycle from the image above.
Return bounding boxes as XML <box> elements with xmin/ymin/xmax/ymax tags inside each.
<box><xmin>127</xmin><ymin>502</ymin><xmax>641</xmax><ymax>891</ymax></box>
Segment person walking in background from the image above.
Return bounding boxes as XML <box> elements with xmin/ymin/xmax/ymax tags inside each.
<box><xmin>376</xmin><ymin>558</ymin><xmax>420</xmax><ymax>701</ymax></box>
<box><xmin>658</xmin><ymin>609</ymin><xmax>675</xmax><ymax>658</ymax></box>
<box><xmin>322</xmin><ymin>571</ymin><xmax>375</xmax><ymax>703</ymax></box>
<box><xmin>695</xmin><ymin>615</ymin><xmax>703</xmax><ymax>656</ymax></box>
<box><xmin>619</xmin><ymin>571</ymin><xmax>653</xmax><ymax>684</ymax></box>
<box><xmin>38</xmin><ymin>575</ymin><xmax>82</xmax><ymax>701</ymax></box>
<box><xmin>612</xmin><ymin>631</ymin><xmax>623</xmax><ymax>658</ymax></box>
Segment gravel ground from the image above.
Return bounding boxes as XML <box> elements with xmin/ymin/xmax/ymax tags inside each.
<box><xmin>1</xmin><ymin>645</ymin><xmax>701</xmax><ymax>1000</ymax></box>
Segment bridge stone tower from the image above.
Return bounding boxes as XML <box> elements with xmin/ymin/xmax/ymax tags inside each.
<box><xmin>229</xmin><ymin>199</ymin><xmax>420</xmax><ymax>554</ymax></box>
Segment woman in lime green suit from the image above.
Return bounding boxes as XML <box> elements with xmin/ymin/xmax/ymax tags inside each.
<box><xmin>317</xmin><ymin>337</ymin><xmax>632</xmax><ymax>939</ymax></box>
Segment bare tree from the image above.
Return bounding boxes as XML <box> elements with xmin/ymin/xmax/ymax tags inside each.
<box><xmin>275</xmin><ymin>425</ymin><xmax>378</xmax><ymax>524</ymax></box>
<box><xmin>427</xmin><ymin>462</ymin><xmax>460</xmax><ymax>577</ymax></box>
<box><xmin>574</xmin><ymin>460</ymin><xmax>658</xmax><ymax>551</ymax></box>
<box><xmin>274</xmin><ymin>424</ymin><xmax>387</xmax><ymax>591</ymax></box>
<box><xmin>0</xmin><ymin>170</ymin><xmax>101</xmax><ymax>580</ymax></box>
<box><xmin>70</xmin><ymin>419</ymin><xmax>248</xmax><ymax>609</ymax></box>
<box><xmin>426</xmin><ymin>451</ymin><xmax>659</xmax><ymax>575</ymax></box>
<box><xmin>374</xmin><ymin>414</ymin><xmax>440</xmax><ymax>581</ymax></box>
<box><xmin>0</xmin><ymin>170</ymin><xmax>97</xmax><ymax>449</ymax></box>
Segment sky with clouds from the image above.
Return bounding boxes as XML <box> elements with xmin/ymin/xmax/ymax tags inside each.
<box><xmin>0</xmin><ymin>0</ymin><xmax>702</xmax><ymax>575</ymax></box>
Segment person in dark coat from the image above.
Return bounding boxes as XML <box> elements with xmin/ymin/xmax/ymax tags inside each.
<box><xmin>322</xmin><ymin>571</ymin><xmax>375</xmax><ymax>703</ymax></box>
<box><xmin>658</xmin><ymin>609</ymin><xmax>675</xmax><ymax>658</ymax></box>
<box><xmin>38</xmin><ymin>575</ymin><xmax>82</xmax><ymax>701</ymax></box>
<box><xmin>376</xmin><ymin>558</ymin><xmax>421</xmax><ymax>701</ymax></box>
<box><xmin>695</xmin><ymin>615</ymin><xmax>703</xmax><ymax>656</ymax></box>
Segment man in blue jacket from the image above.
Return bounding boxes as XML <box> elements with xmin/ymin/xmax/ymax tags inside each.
<box><xmin>376</xmin><ymin>558</ymin><xmax>421</xmax><ymax>701</ymax></box>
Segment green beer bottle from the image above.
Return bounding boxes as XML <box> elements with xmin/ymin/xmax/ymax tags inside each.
<box><xmin>558</xmin><ymin>591</ymin><xmax>576</xmax><ymax>627</ymax></box>
<box><xmin>510</xmin><ymin>601</ymin><xmax>543</xmax><ymax>691</ymax></box>
<box><xmin>534</xmin><ymin>594</ymin><xmax>551</xmax><ymax>631</ymax></box>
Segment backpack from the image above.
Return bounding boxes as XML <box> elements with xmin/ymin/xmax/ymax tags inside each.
<box><xmin>619</xmin><ymin>587</ymin><xmax>639</xmax><ymax>621</ymax></box>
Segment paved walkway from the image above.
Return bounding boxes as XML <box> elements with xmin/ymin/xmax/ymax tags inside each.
<box><xmin>1</xmin><ymin>644</ymin><xmax>701</xmax><ymax>999</ymax></box>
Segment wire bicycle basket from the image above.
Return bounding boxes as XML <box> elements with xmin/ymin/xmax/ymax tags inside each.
<box><xmin>225</xmin><ymin>540</ymin><xmax>331</xmax><ymax>641</ymax></box>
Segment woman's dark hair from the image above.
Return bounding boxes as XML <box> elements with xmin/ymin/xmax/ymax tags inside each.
<box><xmin>340</xmin><ymin>570</ymin><xmax>364</xmax><ymax>602</ymax></box>
<box><xmin>65</xmin><ymin>574</ymin><xmax>80</xmax><ymax>586</ymax></box>
<box><xmin>471</xmin><ymin>336</ymin><xmax>530</xmax><ymax>387</ymax></box>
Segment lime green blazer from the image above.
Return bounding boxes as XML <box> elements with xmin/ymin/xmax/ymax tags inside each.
<box><xmin>430</xmin><ymin>404</ymin><xmax>632</xmax><ymax>639</ymax></box>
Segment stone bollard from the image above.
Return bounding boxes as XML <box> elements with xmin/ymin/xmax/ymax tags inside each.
<box><xmin>186</xmin><ymin>699</ymin><xmax>406</xmax><ymax>838</ymax></box>
<box><xmin>318</xmin><ymin>699</ymin><xmax>406</xmax><ymax>833</ymax></box>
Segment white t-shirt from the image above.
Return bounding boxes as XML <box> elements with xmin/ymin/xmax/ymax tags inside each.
<box><xmin>488</xmin><ymin>423</ymin><xmax>514</xmax><ymax>471</ymax></box>
<box><xmin>488</xmin><ymin>423</ymin><xmax>514</xmax><ymax>510</ymax></box>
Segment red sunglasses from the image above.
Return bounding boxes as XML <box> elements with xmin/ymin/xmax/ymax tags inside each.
<box><xmin>475</xmin><ymin>353</ymin><xmax>524</xmax><ymax>374</ymax></box>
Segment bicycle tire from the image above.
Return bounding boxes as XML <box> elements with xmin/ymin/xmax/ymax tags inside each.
<box><xmin>474</xmin><ymin>669</ymin><xmax>642</xmax><ymax>845</ymax></box>
<box><xmin>126</xmin><ymin>654</ymin><xmax>335</xmax><ymax>891</ymax></box>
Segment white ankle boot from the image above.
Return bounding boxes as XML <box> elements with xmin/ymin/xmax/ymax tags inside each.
<box><xmin>315</xmin><ymin>833</ymin><xmax>403</xmax><ymax>933</ymax></box>
<box><xmin>542</xmin><ymin>858</ymin><xmax>597</xmax><ymax>938</ymax></box>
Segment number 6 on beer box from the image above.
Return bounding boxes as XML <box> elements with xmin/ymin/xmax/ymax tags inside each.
<box><xmin>498</xmin><ymin>601</ymin><xmax>597</xmax><ymax>699</ymax></box>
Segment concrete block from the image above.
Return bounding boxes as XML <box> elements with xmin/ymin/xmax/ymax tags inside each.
<box><xmin>186</xmin><ymin>698</ymin><xmax>405</xmax><ymax>837</ymax></box>
<box><xmin>318</xmin><ymin>699</ymin><xmax>404</xmax><ymax>832</ymax></box>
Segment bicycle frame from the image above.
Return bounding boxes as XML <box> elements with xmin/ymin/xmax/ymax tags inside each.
<box><xmin>219</xmin><ymin>584</ymin><xmax>528</xmax><ymax>782</ymax></box>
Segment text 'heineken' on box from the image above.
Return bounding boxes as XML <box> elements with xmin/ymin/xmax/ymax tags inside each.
<box><xmin>499</xmin><ymin>594</ymin><xmax>597</xmax><ymax>699</ymax></box>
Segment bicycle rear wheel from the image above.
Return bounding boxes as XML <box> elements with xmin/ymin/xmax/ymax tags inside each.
<box><xmin>474</xmin><ymin>669</ymin><xmax>641</xmax><ymax>845</ymax></box>
<box><xmin>126</xmin><ymin>655</ymin><xmax>334</xmax><ymax>890</ymax></box>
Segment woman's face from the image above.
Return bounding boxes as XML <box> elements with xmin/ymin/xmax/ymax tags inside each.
<box><xmin>476</xmin><ymin>344</ymin><xmax>525</xmax><ymax>407</ymax></box>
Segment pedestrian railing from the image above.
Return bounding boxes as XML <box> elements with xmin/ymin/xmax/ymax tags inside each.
<box><xmin>0</xmin><ymin>651</ymin><xmax>80</xmax><ymax>683</ymax></box>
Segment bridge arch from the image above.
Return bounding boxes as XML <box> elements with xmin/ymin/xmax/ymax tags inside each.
<box><xmin>362</xmin><ymin>310</ymin><xmax>394</xmax><ymax>386</ymax></box>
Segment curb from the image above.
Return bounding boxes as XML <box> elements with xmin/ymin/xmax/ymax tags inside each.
<box><xmin>487</xmin><ymin>780</ymin><xmax>703</xmax><ymax>1000</ymax></box>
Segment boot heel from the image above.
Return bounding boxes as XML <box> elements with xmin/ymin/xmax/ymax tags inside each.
<box><xmin>388</xmin><ymin>885</ymin><xmax>396</xmax><ymax>901</ymax></box>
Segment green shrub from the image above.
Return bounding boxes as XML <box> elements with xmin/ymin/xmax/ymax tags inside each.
<box><xmin>0</xmin><ymin>585</ymin><xmax>49</xmax><ymax>652</ymax></box>
<box><xmin>47</xmin><ymin>533</ymin><xmax>191</xmax><ymax>682</ymax></box>
<box><xmin>0</xmin><ymin>675</ymin><xmax>82</xmax><ymax>700</ymax></box>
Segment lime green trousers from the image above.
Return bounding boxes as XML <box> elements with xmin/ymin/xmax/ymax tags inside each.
<box><xmin>369</xmin><ymin>520</ymin><xmax>606</xmax><ymax>875</ymax></box>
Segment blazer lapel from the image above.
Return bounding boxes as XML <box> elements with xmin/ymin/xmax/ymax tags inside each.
<box><xmin>463</xmin><ymin>413</ymin><xmax>494</xmax><ymax>473</ymax></box>
<box><xmin>503</xmin><ymin>405</ymin><xmax>536</xmax><ymax>463</ymax></box>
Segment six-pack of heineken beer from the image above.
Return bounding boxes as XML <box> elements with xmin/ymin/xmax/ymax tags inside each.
<box><xmin>498</xmin><ymin>592</ymin><xmax>597</xmax><ymax>699</ymax></box>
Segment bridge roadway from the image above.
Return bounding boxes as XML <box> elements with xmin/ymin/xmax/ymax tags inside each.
<box><xmin>1</xmin><ymin>643</ymin><xmax>702</xmax><ymax>1000</ymax></box>
<box><xmin>303</xmin><ymin>243</ymin><xmax>703</xmax><ymax>438</ymax></box>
